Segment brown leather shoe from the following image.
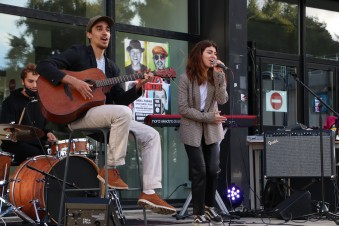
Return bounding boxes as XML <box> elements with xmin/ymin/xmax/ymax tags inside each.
<box><xmin>137</xmin><ymin>192</ymin><xmax>176</xmax><ymax>215</ymax></box>
<box><xmin>97</xmin><ymin>167</ymin><xmax>128</xmax><ymax>190</ymax></box>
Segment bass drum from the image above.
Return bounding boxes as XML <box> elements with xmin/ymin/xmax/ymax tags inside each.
<box><xmin>9</xmin><ymin>155</ymin><xmax>99</xmax><ymax>223</ymax></box>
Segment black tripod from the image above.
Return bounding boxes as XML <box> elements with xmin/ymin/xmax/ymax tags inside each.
<box><xmin>292</xmin><ymin>73</ymin><xmax>339</xmax><ymax>221</ymax></box>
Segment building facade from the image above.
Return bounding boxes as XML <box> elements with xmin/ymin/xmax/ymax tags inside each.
<box><xmin>0</xmin><ymin>0</ymin><xmax>338</xmax><ymax>209</ymax></box>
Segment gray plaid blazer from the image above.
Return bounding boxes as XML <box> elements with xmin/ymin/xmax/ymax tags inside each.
<box><xmin>178</xmin><ymin>71</ymin><xmax>229</xmax><ymax>147</ymax></box>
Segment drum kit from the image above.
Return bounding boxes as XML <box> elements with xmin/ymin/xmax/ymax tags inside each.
<box><xmin>0</xmin><ymin>124</ymin><xmax>112</xmax><ymax>225</ymax></box>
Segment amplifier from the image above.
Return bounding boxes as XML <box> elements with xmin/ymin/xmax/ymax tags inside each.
<box><xmin>264</xmin><ymin>130</ymin><xmax>336</xmax><ymax>178</ymax></box>
<box><xmin>65</xmin><ymin>198</ymin><xmax>120</xmax><ymax>226</ymax></box>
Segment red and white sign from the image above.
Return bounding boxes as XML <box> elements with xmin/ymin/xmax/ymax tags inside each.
<box><xmin>266</xmin><ymin>91</ymin><xmax>287</xmax><ymax>112</ymax></box>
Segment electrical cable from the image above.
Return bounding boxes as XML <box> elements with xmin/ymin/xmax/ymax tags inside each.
<box><xmin>167</xmin><ymin>183</ymin><xmax>188</xmax><ymax>199</ymax></box>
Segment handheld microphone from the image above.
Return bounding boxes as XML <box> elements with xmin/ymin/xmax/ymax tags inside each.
<box><xmin>212</xmin><ymin>59</ymin><xmax>228</xmax><ymax>71</ymax></box>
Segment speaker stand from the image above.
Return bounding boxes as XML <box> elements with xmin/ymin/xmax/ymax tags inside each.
<box><xmin>175</xmin><ymin>191</ymin><xmax>229</xmax><ymax>220</ymax></box>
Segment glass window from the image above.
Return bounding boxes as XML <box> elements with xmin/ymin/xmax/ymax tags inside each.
<box><xmin>260</xmin><ymin>63</ymin><xmax>297</xmax><ymax>130</ymax></box>
<box><xmin>306</xmin><ymin>7</ymin><xmax>339</xmax><ymax>61</ymax></box>
<box><xmin>115</xmin><ymin>32</ymin><xmax>190</xmax><ymax>199</ymax></box>
<box><xmin>307</xmin><ymin>68</ymin><xmax>334</xmax><ymax>128</ymax></box>
<box><xmin>247</xmin><ymin>0</ymin><xmax>298</xmax><ymax>54</ymax></box>
<box><xmin>0</xmin><ymin>0</ymin><xmax>104</xmax><ymax>17</ymax></box>
<box><xmin>0</xmin><ymin>13</ymin><xmax>85</xmax><ymax>103</ymax></box>
<box><xmin>115</xmin><ymin>0</ymin><xmax>191</xmax><ymax>33</ymax></box>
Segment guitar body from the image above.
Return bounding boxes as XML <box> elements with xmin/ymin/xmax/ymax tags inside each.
<box><xmin>37</xmin><ymin>67</ymin><xmax>176</xmax><ymax>124</ymax></box>
<box><xmin>37</xmin><ymin>68</ymin><xmax>106</xmax><ymax>124</ymax></box>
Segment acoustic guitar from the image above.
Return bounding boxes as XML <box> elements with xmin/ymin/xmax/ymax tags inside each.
<box><xmin>37</xmin><ymin>67</ymin><xmax>176</xmax><ymax>124</ymax></box>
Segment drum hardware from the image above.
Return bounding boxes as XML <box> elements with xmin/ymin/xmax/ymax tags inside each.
<box><xmin>30</xmin><ymin>199</ymin><xmax>43</xmax><ymax>224</ymax></box>
<box><xmin>26</xmin><ymin>165</ymin><xmax>55</xmax><ymax>225</ymax></box>
<box><xmin>0</xmin><ymin>178</ymin><xmax>13</xmax><ymax>212</ymax></box>
<box><xmin>0</xmin><ymin>178</ymin><xmax>13</xmax><ymax>187</ymax></box>
<box><xmin>0</xmin><ymin>152</ymin><xmax>14</xmax><ymax>197</ymax></box>
<box><xmin>109</xmin><ymin>190</ymin><xmax>126</xmax><ymax>224</ymax></box>
<box><xmin>0</xmin><ymin>197</ymin><xmax>35</xmax><ymax>223</ymax></box>
<box><xmin>0</xmin><ymin>161</ymin><xmax>10</xmax><ymax>213</ymax></box>
<box><xmin>0</xmin><ymin>123</ymin><xmax>44</xmax><ymax>141</ymax></box>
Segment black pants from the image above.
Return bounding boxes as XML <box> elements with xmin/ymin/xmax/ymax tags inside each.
<box><xmin>185</xmin><ymin>140</ymin><xmax>220</xmax><ymax>215</ymax></box>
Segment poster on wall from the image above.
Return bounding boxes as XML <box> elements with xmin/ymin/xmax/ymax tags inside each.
<box><xmin>124</xmin><ymin>39</ymin><xmax>171</xmax><ymax>122</ymax></box>
<box><xmin>313</xmin><ymin>93</ymin><xmax>328</xmax><ymax>113</ymax></box>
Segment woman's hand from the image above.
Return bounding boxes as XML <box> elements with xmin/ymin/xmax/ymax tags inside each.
<box><xmin>212</xmin><ymin>59</ymin><xmax>226</xmax><ymax>73</ymax></box>
<box><xmin>213</xmin><ymin>111</ymin><xmax>227</xmax><ymax>124</ymax></box>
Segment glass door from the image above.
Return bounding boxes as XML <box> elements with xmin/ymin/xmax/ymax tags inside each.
<box><xmin>257</xmin><ymin>58</ymin><xmax>299</xmax><ymax>133</ymax></box>
<box><xmin>305</xmin><ymin>64</ymin><xmax>336</xmax><ymax>128</ymax></box>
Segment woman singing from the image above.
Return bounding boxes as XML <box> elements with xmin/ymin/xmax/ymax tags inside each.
<box><xmin>178</xmin><ymin>40</ymin><xmax>229</xmax><ymax>225</ymax></box>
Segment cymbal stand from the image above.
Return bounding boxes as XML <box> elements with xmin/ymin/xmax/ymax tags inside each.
<box><xmin>0</xmin><ymin>162</ymin><xmax>9</xmax><ymax>213</ymax></box>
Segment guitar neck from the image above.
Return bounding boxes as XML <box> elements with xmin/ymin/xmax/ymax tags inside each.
<box><xmin>94</xmin><ymin>67</ymin><xmax>176</xmax><ymax>88</ymax></box>
<box><xmin>95</xmin><ymin>73</ymin><xmax>145</xmax><ymax>88</ymax></box>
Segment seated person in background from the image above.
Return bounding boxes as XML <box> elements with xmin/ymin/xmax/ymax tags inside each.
<box><xmin>0</xmin><ymin>63</ymin><xmax>58</xmax><ymax>165</ymax></box>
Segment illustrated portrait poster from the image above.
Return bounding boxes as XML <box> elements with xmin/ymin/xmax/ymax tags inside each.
<box><xmin>124</xmin><ymin>39</ymin><xmax>171</xmax><ymax>122</ymax></box>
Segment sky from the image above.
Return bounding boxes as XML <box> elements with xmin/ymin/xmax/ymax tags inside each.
<box><xmin>307</xmin><ymin>7</ymin><xmax>339</xmax><ymax>41</ymax></box>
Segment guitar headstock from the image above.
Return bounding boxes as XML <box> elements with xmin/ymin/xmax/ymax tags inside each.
<box><xmin>154</xmin><ymin>67</ymin><xmax>176</xmax><ymax>78</ymax></box>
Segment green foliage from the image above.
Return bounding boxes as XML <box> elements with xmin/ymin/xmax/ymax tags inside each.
<box><xmin>248</xmin><ymin>0</ymin><xmax>339</xmax><ymax>57</ymax></box>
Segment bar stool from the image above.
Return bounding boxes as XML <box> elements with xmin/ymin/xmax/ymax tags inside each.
<box><xmin>57</xmin><ymin>127</ymin><xmax>109</xmax><ymax>225</ymax></box>
<box><xmin>57</xmin><ymin>127</ymin><xmax>147</xmax><ymax>225</ymax></box>
<box><xmin>126</xmin><ymin>130</ymin><xmax>147</xmax><ymax>225</ymax></box>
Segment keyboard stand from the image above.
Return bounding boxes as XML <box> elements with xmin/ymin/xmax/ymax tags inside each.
<box><xmin>176</xmin><ymin>191</ymin><xmax>229</xmax><ymax>220</ymax></box>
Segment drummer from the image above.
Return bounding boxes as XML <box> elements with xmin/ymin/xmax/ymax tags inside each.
<box><xmin>0</xmin><ymin>63</ymin><xmax>57</xmax><ymax>165</ymax></box>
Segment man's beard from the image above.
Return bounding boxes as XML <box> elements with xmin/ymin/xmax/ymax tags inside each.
<box><xmin>24</xmin><ymin>86</ymin><xmax>38</xmax><ymax>98</ymax></box>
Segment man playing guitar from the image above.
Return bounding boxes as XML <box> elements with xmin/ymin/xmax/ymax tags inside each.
<box><xmin>36</xmin><ymin>15</ymin><xmax>176</xmax><ymax>215</ymax></box>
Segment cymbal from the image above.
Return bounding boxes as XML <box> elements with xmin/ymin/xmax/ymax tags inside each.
<box><xmin>0</xmin><ymin>124</ymin><xmax>44</xmax><ymax>141</ymax></box>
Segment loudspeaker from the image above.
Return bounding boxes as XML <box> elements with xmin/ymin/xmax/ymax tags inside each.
<box><xmin>272</xmin><ymin>190</ymin><xmax>312</xmax><ymax>220</ymax></box>
<box><xmin>264</xmin><ymin>130</ymin><xmax>336</xmax><ymax>178</ymax></box>
<box><xmin>65</xmin><ymin>198</ymin><xmax>121</xmax><ymax>226</ymax></box>
<box><xmin>290</xmin><ymin>177</ymin><xmax>337</xmax><ymax>211</ymax></box>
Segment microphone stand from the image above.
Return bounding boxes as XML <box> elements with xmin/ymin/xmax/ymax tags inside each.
<box><xmin>291</xmin><ymin>74</ymin><xmax>339</xmax><ymax>220</ymax></box>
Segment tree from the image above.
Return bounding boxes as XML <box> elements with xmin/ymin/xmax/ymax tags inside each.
<box><xmin>247</xmin><ymin>0</ymin><xmax>339</xmax><ymax>56</ymax></box>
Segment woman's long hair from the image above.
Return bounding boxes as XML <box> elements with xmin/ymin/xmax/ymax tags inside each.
<box><xmin>186</xmin><ymin>40</ymin><xmax>217</xmax><ymax>85</ymax></box>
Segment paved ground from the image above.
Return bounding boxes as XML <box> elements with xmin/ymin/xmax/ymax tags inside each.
<box><xmin>1</xmin><ymin>206</ymin><xmax>339</xmax><ymax>225</ymax></box>
<box><xmin>126</xmin><ymin>209</ymin><xmax>339</xmax><ymax>225</ymax></box>
<box><xmin>1</xmin><ymin>210</ymin><xmax>339</xmax><ymax>225</ymax></box>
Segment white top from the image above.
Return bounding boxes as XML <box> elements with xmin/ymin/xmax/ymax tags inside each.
<box><xmin>96</xmin><ymin>57</ymin><xmax>105</xmax><ymax>73</ymax></box>
<box><xmin>199</xmin><ymin>82</ymin><xmax>207</xmax><ymax>111</ymax></box>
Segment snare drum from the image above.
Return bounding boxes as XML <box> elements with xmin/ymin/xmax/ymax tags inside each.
<box><xmin>49</xmin><ymin>138</ymin><xmax>92</xmax><ymax>158</ymax></box>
